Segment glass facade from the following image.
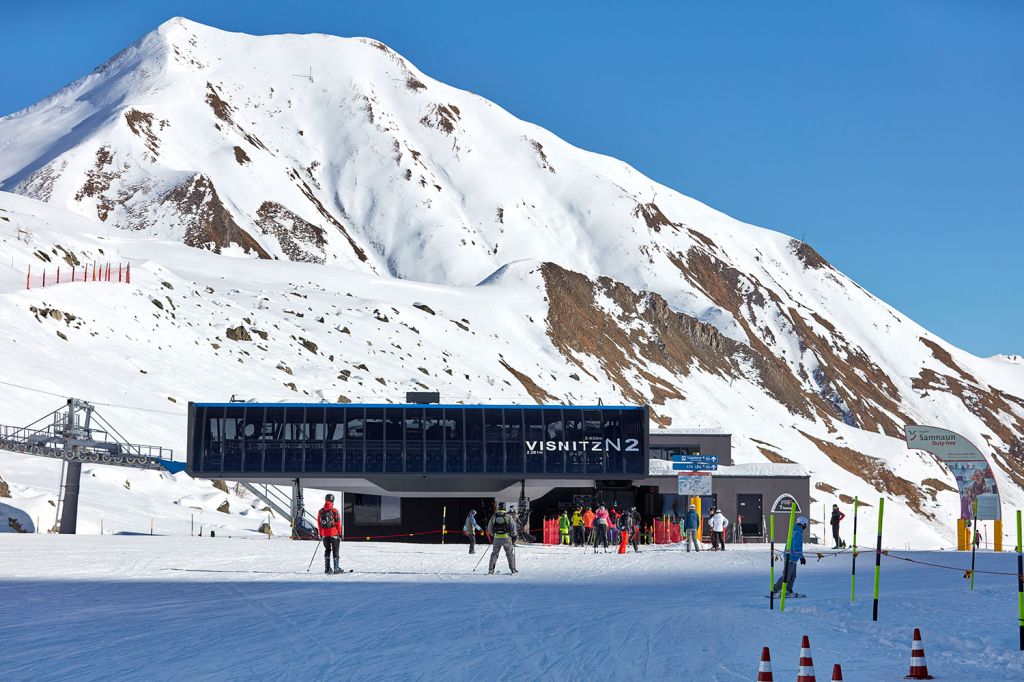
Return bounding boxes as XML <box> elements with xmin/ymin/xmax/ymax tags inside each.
<box><xmin>189</xmin><ymin>403</ymin><xmax>648</xmax><ymax>478</ymax></box>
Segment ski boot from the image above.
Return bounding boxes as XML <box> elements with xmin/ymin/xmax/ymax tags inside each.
<box><xmin>324</xmin><ymin>559</ymin><xmax>332</xmax><ymax>575</ymax></box>
<box><xmin>510</xmin><ymin>569</ymin><xmax>519</xmax><ymax>574</ymax></box>
<box><xmin>333</xmin><ymin>559</ymin><xmax>343</xmax><ymax>574</ymax></box>
<box><xmin>487</xmin><ymin>569</ymin><xmax>495</xmax><ymax>575</ymax></box>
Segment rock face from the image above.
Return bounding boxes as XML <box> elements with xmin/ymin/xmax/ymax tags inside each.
<box><xmin>0</xmin><ymin>18</ymin><xmax>1022</xmax><ymax>544</ymax></box>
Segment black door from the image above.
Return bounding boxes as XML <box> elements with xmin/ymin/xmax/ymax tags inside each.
<box><xmin>737</xmin><ymin>494</ymin><xmax>763</xmax><ymax>537</ymax></box>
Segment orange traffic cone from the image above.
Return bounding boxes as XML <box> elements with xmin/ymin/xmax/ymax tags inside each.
<box><xmin>757</xmin><ymin>646</ymin><xmax>773</xmax><ymax>681</ymax></box>
<box><xmin>831</xmin><ymin>663</ymin><xmax>843</xmax><ymax>680</ymax></box>
<box><xmin>905</xmin><ymin>628</ymin><xmax>934</xmax><ymax>679</ymax></box>
<box><xmin>797</xmin><ymin>635</ymin><xmax>816</xmax><ymax>682</ymax></box>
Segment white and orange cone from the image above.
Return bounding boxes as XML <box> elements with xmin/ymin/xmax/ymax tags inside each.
<box><xmin>797</xmin><ymin>635</ymin><xmax>816</xmax><ymax>682</ymax></box>
<box><xmin>831</xmin><ymin>663</ymin><xmax>843</xmax><ymax>680</ymax></box>
<box><xmin>905</xmin><ymin>628</ymin><xmax>934</xmax><ymax>679</ymax></box>
<box><xmin>757</xmin><ymin>646</ymin><xmax>773</xmax><ymax>681</ymax></box>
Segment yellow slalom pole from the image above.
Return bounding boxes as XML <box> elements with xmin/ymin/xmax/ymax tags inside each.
<box><xmin>872</xmin><ymin>498</ymin><xmax>885</xmax><ymax>622</ymax></box>
<box><xmin>441</xmin><ymin>505</ymin><xmax>447</xmax><ymax>545</ymax></box>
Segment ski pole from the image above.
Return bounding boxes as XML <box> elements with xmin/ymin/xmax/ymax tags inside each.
<box><xmin>473</xmin><ymin>545</ymin><xmax>489</xmax><ymax>572</ymax></box>
<box><xmin>306</xmin><ymin>540</ymin><xmax>321</xmax><ymax>572</ymax></box>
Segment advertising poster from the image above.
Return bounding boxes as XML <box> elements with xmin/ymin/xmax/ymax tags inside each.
<box><xmin>904</xmin><ymin>425</ymin><xmax>1001</xmax><ymax>520</ymax></box>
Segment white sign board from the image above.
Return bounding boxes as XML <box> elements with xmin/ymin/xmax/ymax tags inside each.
<box><xmin>677</xmin><ymin>473</ymin><xmax>712</xmax><ymax>495</ymax></box>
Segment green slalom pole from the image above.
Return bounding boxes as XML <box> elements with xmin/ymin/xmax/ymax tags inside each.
<box><xmin>1016</xmin><ymin>510</ymin><xmax>1022</xmax><ymax>651</ymax></box>
<box><xmin>780</xmin><ymin>506</ymin><xmax>797</xmax><ymax>612</ymax></box>
<box><xmin>851</xmin><ymin>496</ymin><xmax>858</xmax><ymax>602</ymax></box>
<box><xmin>872</xmin><ymin>498</ymin><xmax>885</xmax><ymax>622</ymax></box>
<box><xmin>769</xmin><ymin>515</ymin><xmax>776</xmax><ymax>610</ymax></box>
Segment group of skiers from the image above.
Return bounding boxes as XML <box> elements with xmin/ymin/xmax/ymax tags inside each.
<box><xmin>556</xmin><ymin>505</ymin><xmax>642</xmax><ymax>553</ymax></box>
<box><xmin>316</xmin><ymin>489</ymin><xmax>851</xmax><ymax>587</ymax></box>
<box><xmin>679</xmin><ymin>504</ymin><xmax>731</xmax><ymax>551</ymax></box>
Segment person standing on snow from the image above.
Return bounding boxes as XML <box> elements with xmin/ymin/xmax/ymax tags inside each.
<box><xmin>592</xmin><ymin>505</ymin><xmax>610</xmax><ymax>552</ymax></box>
<box><xmin>619</xmin><ymin>506</ymin><xmax>641</xmax><ymax>552</ymax></box>
<box><xmin>583</xmin><ymin>507</ymin><xmax>596</xmax><ymax>545</ymax></box>
<box><xmin>559</xmin><ymin>511</ymin><xmax>571</xmax><ymax>545</ymax></box>
<box><xmin>773</xmin><ymin>516</ymin><xmax>808</xmax><ymax>596</ymax></box>
<box><xmin>608</xmin><ymin>506</ymin><xmax>621</xmax><ymax>545</ymax></box>
<box><xmin>682</xmin><ymin>504</ymin><xmax>701</xmax><ymax>553</ymax></box>
<box><xmin>830</xmin><ymin>504</ymin><xmax>846</xmax><ymax>549</ymax></box>
<box><xmin>487</xmin><ymin>502</ymin><xmax>518</xmax><ymax>574</ymax></box>
<box><xmin>464</xmin><ymin>509</ymin><xmax>482</xmax><ymax>554</ymax></box>
<box><xmin>709</xmin><ymin>508</ymin><xmax>729</xmax><ymax>551</ymax></box>
<box><xmin>317</xmin><ymin>493</ymin><xmax>343</xmax><ymax>574</ymax></box>
<box><xmin>571</xmin><ymin>507</ymin><xmax>584</xmax><ymax>546</ymax></box>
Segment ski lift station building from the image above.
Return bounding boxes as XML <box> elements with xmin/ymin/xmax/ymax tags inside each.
<box><xmin>187</xmin><ymin>398</ymin><xmax>809</xmax><ymax>542</ymax></box>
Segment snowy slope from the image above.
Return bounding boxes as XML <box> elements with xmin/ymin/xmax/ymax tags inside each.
<box><xmin>1</xmin><ymin>18</ymin><xmax>1022</xmax><ymax>547</ymax></box>
<box><xmin>1</xmin><ymin>537</ymin><xmax>1022</xmax><ymax>681</ymax></box>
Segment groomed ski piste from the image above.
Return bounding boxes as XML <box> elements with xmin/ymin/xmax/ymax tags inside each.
<box><xmin>1</xmin><ymin>535</ymin><xmax>1021</xmax><ymax>681</ymax></box>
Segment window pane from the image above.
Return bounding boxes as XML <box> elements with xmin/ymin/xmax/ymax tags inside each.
<box><xmin>484</xmin><ymin>409</ymin><xmax>503</xmax><ymax>442</ymax></box>
<box><xmin>380</xmin><ymin>496</ymin><xmax>401</xmax><ymax>525</ymax></box>
<box><xmin>304</xmin><ymin>406</ymin><xmax>325</xmax><ymax>473</ymax></box>
<box><xmin>284</xmin><ymin>407</ymin><xmax>305</xmax><ymax>472</ymax></box>
<box><xmin>444</xmin><ymin>408</ymin><xmax>464</xmax><ymax>473</ymax></box>
<box><xmin>325</xmin><ymin>407</ymin><xmax>344</xmax><ymax>472</ymax></box>
<box><xmin>203</xmin><ymin>406</ymin><xmax>223</xmax><ymax>472</ymax></box>
<box><xmin>243</xmin><ymin>406</ymin><xmax>264</xmax><ymax>472</ymax></box>
<box><xmin>544</xmin><ymin>409</ymin><xmax>564</xmax><ymax>474</ymax></box>
<box><xmin>263</xmin><ymin>406</ymin><xmax>285</xmax><ymax>472</ymax></box>
<box><xmin>345</xmin><ymin>407</ymin><xmax>364</xmax><ymax>473</ymax></box>
<box><xmin>424</xmin><ymin>408</ymin><xmax>444</xmax><ymax>472</ymax></box>
<box><xmin>465</xmin><ymin>409</ymin><xmax>483</xmax><ymax>473</ymax></box>
<box><xmin>486</xmin><ymin>441</ymin><xmax>504</xmax><ymax>473</ymax></box>
<box><xmin>364</xmin><ymin>408</ymin><xmax>383</xmax><ymax>472</ymax></box>
<box><xmin>385</xmin><ymin>408</ymin><xmax>403</xmax><ymax>473</ymax></box>
<box><xmin>223</xmin><ymin>408</ymin><xmax>243</xmax><ymax>472</ymax></box>
<box><xmin>404</xmin><ymin>408</ymin><xmax>424</xmax><ymax>473</ymax></box>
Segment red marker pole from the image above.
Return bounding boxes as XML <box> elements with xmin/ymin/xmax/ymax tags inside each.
<box><xmin>26</xmin><ymin>265</ymin><xmax>30</xmax><ymax>290</ymax></box>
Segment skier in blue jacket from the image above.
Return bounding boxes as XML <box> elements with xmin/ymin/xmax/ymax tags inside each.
<box><xmin>682</xmin><ymin>504</ymin><xmax>701</xmax><ymax>552</ymax></box>
<box><xmin>772</xmin><ymin>516</ymin><xmax>807</xmax><ymax>596</ymax></box>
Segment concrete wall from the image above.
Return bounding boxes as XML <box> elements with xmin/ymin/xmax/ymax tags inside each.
<box><xmin>711</xmin><ymin>475</ymin><xmax>811</xmax><ymax>541</ymax></box>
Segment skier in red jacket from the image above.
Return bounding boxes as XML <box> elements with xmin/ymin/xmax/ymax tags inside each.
<box><xmin>318</xmin><ymin>493</ymin><xmax>343</xmax><ymax>574</ymax></box>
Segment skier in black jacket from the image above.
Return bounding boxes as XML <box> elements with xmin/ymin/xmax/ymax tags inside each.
<box><xmin>830</xmin><ymin>504</ymin><xmax>846</xmax><ymax>549</ymax></box>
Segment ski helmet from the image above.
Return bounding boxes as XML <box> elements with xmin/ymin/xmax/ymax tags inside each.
<box><xmin>469</xmin><ymin>509</ymin><xmax>476</xmax><ymax>516</ymax></box>
<box><xmin>325</xmin><ymin>493</ymin><xmax>335</xmax><ymax>503</ymax></box>
<box><xmin>796</xmin><ymin>516</ymin><xmax>809</xmax><ymax>527</ymax></box>
<box><xmin>688</xmin><ymin>504</ymin><xmax>696</xmax><ymax>510</ymax></box>
<box><xmin>497</xmin><ymin>501</ymin><xmax>506</xmax><ymax>510</ymax></box>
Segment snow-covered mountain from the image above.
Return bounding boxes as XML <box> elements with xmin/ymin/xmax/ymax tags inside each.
<box><xmin>1</xmin><ymin>17</ymin><xmax>1022</xmax><ymax>545</ymax></box>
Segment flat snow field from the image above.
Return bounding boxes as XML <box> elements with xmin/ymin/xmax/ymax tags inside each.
<box><xmin>1</xmin><ymin>536</ymin><xmax>1021</xmax><ymax>681</ymax></box>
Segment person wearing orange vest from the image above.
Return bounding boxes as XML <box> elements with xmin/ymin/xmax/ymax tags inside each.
<box><xmin>583</xmin><ymin>507</ymin><xmax>595</xmax><ymax>545</ymax></box>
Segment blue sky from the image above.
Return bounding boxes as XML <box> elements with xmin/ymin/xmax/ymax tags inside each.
<box><xmin>3</xmin><ymin>1</ymin><xmax>1021</xmax><ymax>356</ymax></box>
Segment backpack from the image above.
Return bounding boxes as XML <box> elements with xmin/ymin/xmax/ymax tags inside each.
<box><xmin>492</xmin><ymin>512</ymin><xmax>509</xmax><ymax>536</ymax></box>
<box><xmin>319</xmin><ymin>507</ymin><xmax>336</xmax><ymax>530</ymax></box>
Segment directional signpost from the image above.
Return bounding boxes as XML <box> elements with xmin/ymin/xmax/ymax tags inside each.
<box><xmin>671</xmin><ymin>454</ymin><xmax>718</xmax><ymax>471</ymax></box>
<box><xmin>673</xmin><ymin>454</ymin><xmax>717</xmax><ymax>495</ymax></box>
